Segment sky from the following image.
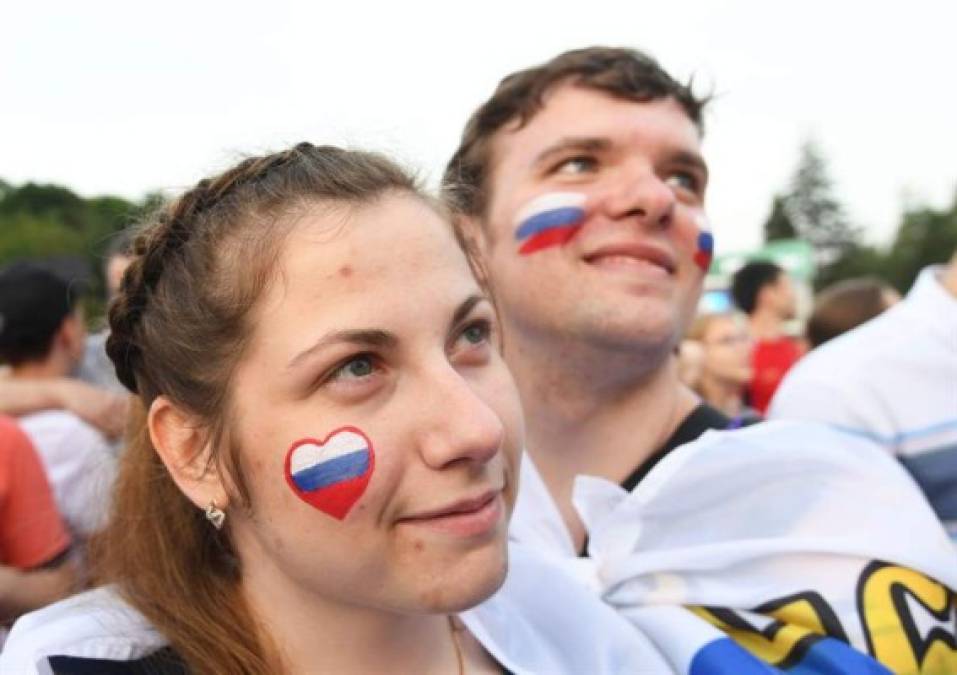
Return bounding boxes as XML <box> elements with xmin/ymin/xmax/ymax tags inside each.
<box><xmin>2</xmin><ymin>0</ymin><xmax>955</xmax><ymax>255</ymax></box>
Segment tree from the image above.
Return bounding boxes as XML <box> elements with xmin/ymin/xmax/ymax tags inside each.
<box><xmin>785</xmin><ymin>140</ymin><xmax>858</xmax><ymax>267</ymax></box>
<box><xmin>763</xmin><ymin>194</ymin><xmax>798</xmax><ymax>241</ymax></box>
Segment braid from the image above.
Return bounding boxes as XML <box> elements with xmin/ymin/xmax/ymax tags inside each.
<box><xmin>106</xmin><ymin>143</ymin><xmax>314</xmax><ymax>394</ymax></box>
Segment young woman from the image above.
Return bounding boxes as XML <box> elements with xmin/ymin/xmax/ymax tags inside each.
<box><xmin>684</xmin><ymin>312</ymin><xmax>761</xmax><ymax>426</ymax></box>
<box><xmin>1</xmin><ymin>144</ymin><xmax>655</xmax><ymax>674</ymax></box>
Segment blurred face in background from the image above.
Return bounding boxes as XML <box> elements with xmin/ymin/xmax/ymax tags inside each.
<box><xmin>767</xmin><ymin>272</ymin><xmax>798</xmax><ymax>321</ymax></box>
<box><xmin>699</xmin><ymin>314</ymin><xmax>752</xmax><ymax>386</ymax></box>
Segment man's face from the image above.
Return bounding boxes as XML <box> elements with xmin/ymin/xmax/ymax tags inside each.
<box><xmin>769</xmin><ymin>272</ymin><xmax>798</xmax><ymax>321</ymax></box>
<box><xmin>477</xmin><ymin>85</ymin><xmax>710</xmax><ymax>355</ymax></box>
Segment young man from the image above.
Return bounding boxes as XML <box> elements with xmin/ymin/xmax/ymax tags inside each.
<box><xmin>0</xmin><ymin>263</ymin><xmax>116</xmax><ymax>549</ymax></box>
<box><xmin>730</xmin><ymin>260</ymin><xmax>802</xmax><ymax>413</ymax></box>
<box><xmin>444</xmin><ymin>47</ymin><xmax>726</xmax><ymax>549</ymax></box>
<box><xmin>0</xmin><ymin>416</ymin><xmax>76</xmax><ymax>639</ymax></box>
<box><xmin>443</xmin><ymin>47</ymin><xmax>957</xmax><ymax>671</ymax></box>
<box><xmin>772</xmin><ymin>252</ymin><xmax>957</xmax><ymax>534</ymax></box>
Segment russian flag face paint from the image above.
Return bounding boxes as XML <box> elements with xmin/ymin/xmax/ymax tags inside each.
<box><xmin>284</xmin><ymin>426</ymin><xmax>375</xmax><ymax>520</ymax></box>
<box><xmin>693</xmin><ymin>215</ymin><xmax>714</xmax><ymax>272</ymax></box>
<box><xmin>514</xmin><ymin>192</ymin><xmax>586</xmax><ymax>255</ymax></box>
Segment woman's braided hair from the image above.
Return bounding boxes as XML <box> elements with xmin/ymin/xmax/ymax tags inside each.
<box><xmin>97</xmin><ymin>142</ymin><xmax>422</xmax><ymax>675</ymax></box>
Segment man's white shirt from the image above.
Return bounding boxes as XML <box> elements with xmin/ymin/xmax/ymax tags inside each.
<box><xmin>770</xmin><ymin>265</ymin><xmax>957</xmax><ymax>532</ymax></box>
<box><xmin>19</xmin><ymin>409</ymin><xmax>116</xmax><ymax>540</ymax></box>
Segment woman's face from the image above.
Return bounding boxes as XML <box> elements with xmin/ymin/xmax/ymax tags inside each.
<box><xmin>226</xmin><ymin>193</ymin><xmax>524</xmax><ymax>614</ymax></box>
<box><xmin>701</xmin><ymin>315</ymin><xmax>753</xmax><ymax>386</ymax></box>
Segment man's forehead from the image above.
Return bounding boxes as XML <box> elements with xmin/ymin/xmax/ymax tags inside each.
<box><xmin>490</xmin><ymin>85</ymin><xmax>700</xmax><ymax>166</ymax></box>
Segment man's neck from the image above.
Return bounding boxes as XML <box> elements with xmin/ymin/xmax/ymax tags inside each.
<box><xmin>749</xmin><ymin>309</ymin><xmax>785</xmax><ymax>341</ymax></box>
<box><xmin>941</xmin><ymin>255</ymin><xmax>957</xmax><ymax>298</ymax></box>
<box><xmin>505</xmin><ymin>334</ymin><xmax>697</xmax><ymax>549</ymax></box>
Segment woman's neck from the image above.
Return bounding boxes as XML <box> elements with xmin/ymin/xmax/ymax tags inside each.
<box><xmin>698</xmin><ymin>375</ymin><xmax>744</xmax><ymax>417</ymax></box>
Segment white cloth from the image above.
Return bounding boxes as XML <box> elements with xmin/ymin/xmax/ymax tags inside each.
<box><xmin>1</xmin><ymin>547</ymin><xmax>667</xmax><ymax>674</ymax></box>
<box><xmin>510</xmin><ymin>420</ymin><xmax>957</xmax><ymax>673</ymax></box>
<box><xmin>19</xmin><ymin>410</ymin><xmax>116</xmax><ymax>540</ymax></box>
<box><xmin>770</xmin><ymin>266</ymin><xmax>957</xmax><ymax>532</ymax></box>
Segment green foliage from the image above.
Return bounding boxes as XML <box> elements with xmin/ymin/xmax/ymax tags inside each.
<box><xmin>763</xmin><ymin>194</ymin><xmax>798</xmax><ymax>241</ymax></box>
<box><xmin>764</xmin><ymin>139</ymin><xmax>955</xmax><ymax>292</ymax></box>
<box><xmin>0</xmin><ymin>180</ymin><xmax>142</xmax><ymax>323</ymax></box>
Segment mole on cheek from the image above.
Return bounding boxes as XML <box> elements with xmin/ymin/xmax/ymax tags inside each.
<box><xmin>338</xmin><ymin>265</ymin><xmax>353</xmax><ymax>278</ymax></box>
<box><xmin>413</xmin><ymin>540</ymin><xmax>425</xmax><ymax>552</ymax></box>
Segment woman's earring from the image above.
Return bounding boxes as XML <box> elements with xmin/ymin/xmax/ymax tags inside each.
<box><xmin>205</xmin><ymin>500</ymin><xmax>226</xmax><ymax>530</ymax></box>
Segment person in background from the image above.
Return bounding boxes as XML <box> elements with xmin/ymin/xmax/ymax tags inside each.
<box><xmin>76</xmin><ymin>228</ymin><xmax>135</xmax><ymax>393</ymax></box>
<box><xmin>0</xmin><ymin>263</ymin><xmax>116</xmax><ymax>555</ymax></box>
<box><xmin>0</xmin><ymin>416</ymin><xmax>76</xmax><ymax>642</ymax></box>
<box><xmin>806</xmin><ymin>276</ymin><xmax>900</xmax><ymax>348</ymax></box>
<box><xmin>730</xmin><ymin>260</ymin><xmax>803</xmax><ymax>414</ymax></box>
<box><xmin>684</xmin><ymin>312</ymin><xmax>760</xmax><ymax>427</ymax></box>
<box><xmin>771</xmin><ymin>252</ymin><xmax>957</xmax><ymax>535</ymax></box>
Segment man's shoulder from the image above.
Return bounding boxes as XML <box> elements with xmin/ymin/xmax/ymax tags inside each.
<box><xmin>1</xmin><ymin>587</ymin><xmax>167</xmax><ymax>674</ymax></box>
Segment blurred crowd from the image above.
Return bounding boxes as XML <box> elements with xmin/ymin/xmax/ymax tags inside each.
<box><xmin>678</xmin><ymin>260</ymin><xmax>902</xmax><ymax>425</ymax></box>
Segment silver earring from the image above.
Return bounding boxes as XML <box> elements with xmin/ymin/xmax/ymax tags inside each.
<box><xmin>205</xmin><ymin>500</ymin><xmax>226</xmax><ymax>530</ymax></box>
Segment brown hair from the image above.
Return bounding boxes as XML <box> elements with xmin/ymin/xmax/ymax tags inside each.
<box><xmin>441</xmin><ymin>46</ymin><xmax>710</xmax><ymax>217</ymax></box>
<box><xmin>806</xmin><ymin>277</ymin><xmax>897</xmax><ymax>348</ymax></box>
<box><xmin>98</xmin><ymin>143</ymin><xmax>424</xmax><ymax>675</ymax></box>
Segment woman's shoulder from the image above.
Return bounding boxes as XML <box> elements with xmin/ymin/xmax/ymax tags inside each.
<box><xmin>1</xmin><ymin>586</ymin><xmax>170</xmax><ymax>674</ymax></box>
<box><xmin>461</xmin><ymin>543</ymin><xmax>671</xmax><ymax>674</ymax></box>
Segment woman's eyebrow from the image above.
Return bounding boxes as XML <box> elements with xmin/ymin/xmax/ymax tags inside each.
<box><xmin>287</xmin><ymin>329</ymin><xmax>397</xmax><ymax>370</ymax></box>
<box><xmin>449</xmin><ymin>295</ymin><xmax>486</xmax><ymax>331</ymax></box>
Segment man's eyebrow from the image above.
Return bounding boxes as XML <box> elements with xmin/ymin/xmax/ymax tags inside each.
<box><xmin>671</xmin><ymin>150</ymin><xmax>710</xmax><ymax>182</ymax></box>
<box><xmin>450</xmin><ymin>294</ymin><xmax>486</xmax><ymax>331</ymax></box>
<box><xmin>286</xmin><ymin>329</ymin><xmax>398</xmax><ymax>370</ymax></box>
<box><xmin>532</xmin><ymin>137</ymin><xmax>612</xmax><ymax>168</ymax></box>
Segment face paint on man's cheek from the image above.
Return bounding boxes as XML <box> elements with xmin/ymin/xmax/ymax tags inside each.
<box><xmin>692</xmin><ymin>214</ymin><xmax>714</xmax><ymax>273</ymax></box>
<box><xmin>284</xmin><ymin>426</ymin><xmax>375</xmax><ymax>520</ymax></box>
<box><xmin>514</xmin><ymin>191</ymin><xmax>587</xmax><ymax>255</ymax></box>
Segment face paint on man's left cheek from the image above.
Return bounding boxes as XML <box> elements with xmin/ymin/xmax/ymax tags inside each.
<box><xmin>283</xmin><ymin>426</ymin><xmax>375</xmax><ymax>521</ymax></box>
<box><xmin>514</xmin><ymin>191</ymin><xmax>587</xmax><ymax>255</ymax></box>
<box><xmin>692</xmin><ymin>214</ymin><xmax>714</xmax><ymax>273</ymax></box>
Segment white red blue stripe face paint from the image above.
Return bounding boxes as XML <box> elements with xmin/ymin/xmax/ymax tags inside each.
<box><xmin>514</xmin><ymin>192</ymin><xmax>586</xmax><ymax>255</ymax></box>
<box><xmin>693</xmin><ymin>215</ymin><xmax>714</xmax><ymax>272</ymax></box>
<box><xmin>284</xmin><ymin>426</ymin><xmax>375</xmax><ymax>520</ymax></box>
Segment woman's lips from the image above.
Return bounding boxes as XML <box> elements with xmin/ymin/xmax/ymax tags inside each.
<box><xmin>398</xmin><ymin>490</ymin><xmax>503</xmax><ymax>538</ymax></box>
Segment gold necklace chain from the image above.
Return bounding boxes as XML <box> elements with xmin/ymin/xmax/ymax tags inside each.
<box><xmin>448</xmin><ymin>615</ymin><xmax>465</xmax><ymax>675</ymax></box>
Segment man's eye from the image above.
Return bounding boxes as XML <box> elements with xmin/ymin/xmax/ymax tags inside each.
<box><xmin>666</xmin><ymin>172</ymin><xmax>700</xmax><ymax>193</ymax></box>
<box><xmin>554</xmin><ymin>156</ymin><xmax>598</xmax><ymax>175</ymax></box>
<box><xmin>331</xmin><ymin>355</ymin><xmax>376</xmax><ymax>381</ymax></box>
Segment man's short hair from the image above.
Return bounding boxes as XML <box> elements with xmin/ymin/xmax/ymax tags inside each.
<box><xmin>730</xmin><ymin>261</ymin><xmax>783</xmax><ymax>315</ymax></box>
<box><xmin>0</xmin><ymin>262</ymin><xmax>81</xmax><ymax>366</ymax></box>
<box><xmin>441</xmin><ymin>46</ymin><xmax>709</xmax><ymax>218</ymax></box>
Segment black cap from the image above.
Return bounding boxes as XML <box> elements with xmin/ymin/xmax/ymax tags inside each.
<box><xmin>0</xmin><ymin>262</ymin><xmax>80</xmax><ymax>365</ymax></box>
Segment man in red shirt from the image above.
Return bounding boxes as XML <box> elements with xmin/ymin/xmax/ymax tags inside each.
<box><xmin>0</xmin><ymin>415</ymin><xmax>75</xmax><ymax>629</ymax></box>
<box><xmin>731</xmin><ymin>261</ymin><xmax>803</xmax><ymax>414</ymax></box>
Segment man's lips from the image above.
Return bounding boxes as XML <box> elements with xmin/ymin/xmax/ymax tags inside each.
<box><xmin>582</xmin><ymin>242</ymin><xmax>677</xmax><ymax>275</ymax></box>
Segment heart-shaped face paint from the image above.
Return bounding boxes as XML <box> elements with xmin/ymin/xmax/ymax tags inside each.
<box><xmin>284</xmin><ymin>426</ymin><xmax>375</xmax><ymax>520</ymax></box>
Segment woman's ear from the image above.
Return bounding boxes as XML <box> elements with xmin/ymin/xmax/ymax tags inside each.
<box><xmin>148</xmin><ymin>396</ymin><xmax>227</xmax><ymax>511</ymax></box>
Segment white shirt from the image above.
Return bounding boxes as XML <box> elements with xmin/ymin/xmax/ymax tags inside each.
<box><xmin>1</xmin><ymin>546</ymin><xmax>668</xmax><ymax>674</ymax></box>
<box><xmin>19</xmin><ymin>410</ymin><xmax>116</xmax><ymax>540</ymax></box>
<box><xmin>770</xmin><ymin>265</ymin><xmax>957</xmax><ymax>531</ymax></box>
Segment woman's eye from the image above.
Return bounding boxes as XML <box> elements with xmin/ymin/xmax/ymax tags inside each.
<box><xmin>554</xmin><ymin>156</ymin><xmax>597</xmax><ymax>175</ymax></box>
<box><xmin>331</xmin><ymin>354</ymin><xmax>376</xmax><ymax>381</ymax></box>
<box><xmin>454</xmin><ymin>320</ymin><xmax>492</xmax><ymax>353</ymax></box>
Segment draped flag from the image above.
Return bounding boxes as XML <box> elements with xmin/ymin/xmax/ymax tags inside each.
<box><xmin>511</xmin><ymin>421</ymin><xmax>957</xmax><ymax>674</ymax></box>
